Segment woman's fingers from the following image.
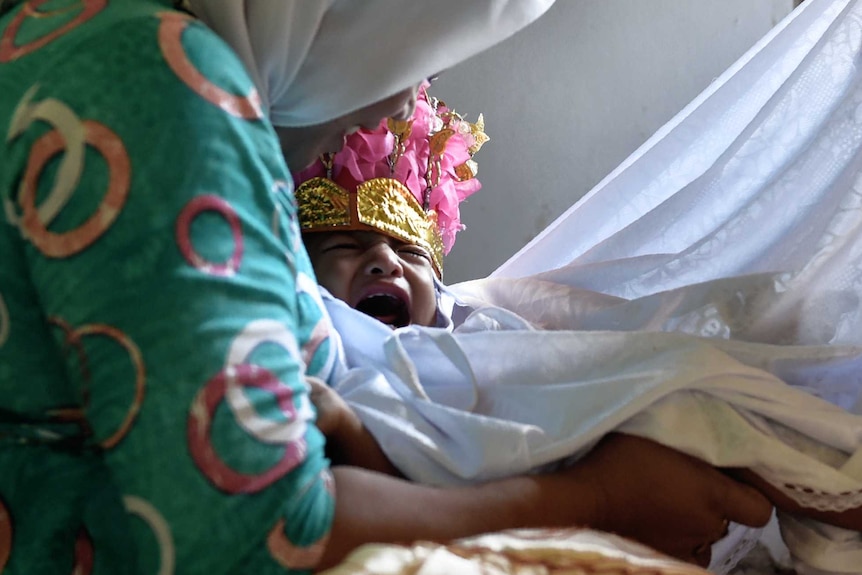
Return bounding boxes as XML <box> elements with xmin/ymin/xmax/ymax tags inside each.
<box><xmin>727</xmin><ymin>468</ymin><xmax>862</xmax><ymax>531</ymax></box>
<box><xmin>571</xmin><ymin>433</ymin><xmax>775</xmax><ymax>565</ymax></box>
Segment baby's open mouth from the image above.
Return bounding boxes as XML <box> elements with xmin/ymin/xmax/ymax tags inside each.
<box><xmin>355</xmin><ymin>294</ymin><xmax>410</xmax><ymax>328</ymax></box>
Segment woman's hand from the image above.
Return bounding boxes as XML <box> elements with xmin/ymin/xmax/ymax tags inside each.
<box><xmin>538</xmin><ymin>433</ymin><xmax>773</xmax><ymax>567</ymax></box>
<box><xmin>318</xmin><ymin>433</ymin><xmax>772</xmax><ymax>570</ymax></box>
<box><xmin>307</xmin><ymin>377</ymin><xmax>402</xmax><ymax>476</ymax></box>
<box><xmin>729</xmin><ymin>468</ymin><xmax>862</xmax><ymax>531</ymax></box>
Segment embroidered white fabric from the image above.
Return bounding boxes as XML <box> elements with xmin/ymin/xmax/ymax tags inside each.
<box><xmin>713</xmin><ymin>523</ymin><xmax>763</xmax><ymax>575</ymax></box>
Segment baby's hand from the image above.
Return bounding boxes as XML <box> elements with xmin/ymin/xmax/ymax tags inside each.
<box><xmin>306</xmin><ymin>376</ymin><xmax>402</xmax><ymax>477</ymax></box>
<box><xmin>307</xmin><ymin>376</ymin><xmax>356</xmax><ymax>439</ymax></box>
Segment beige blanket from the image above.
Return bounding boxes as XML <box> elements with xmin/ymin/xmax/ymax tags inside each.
<box><xmin>321</xmin><ymin>528</ymin><xmax>709</xmax><ymax>575</ymax></box>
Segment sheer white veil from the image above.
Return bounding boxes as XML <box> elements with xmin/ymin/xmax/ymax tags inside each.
<box><xmin>494</xmin><ymin>0</ymin><xmax>860</xmax><ymax>306</ymax></box>
<box><xmin>449</xmin><ymin>2</ymin><xmax>862</xmax><ymax>570</ymax></box>
<box><xmin>477</xmin><ymin>0</ymin><xmax>862</xmax><ymax>353</ymax></box>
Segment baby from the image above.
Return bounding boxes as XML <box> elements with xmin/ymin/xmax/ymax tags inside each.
<box><xmin>294</xmin><ymin>86</ymin><xmax>862</xmax><ymax>572</ymax></box>
<box><xmin>296</xmin><ymin>83</ymin><xmax>481</xmax><ymax>330</ymax></box>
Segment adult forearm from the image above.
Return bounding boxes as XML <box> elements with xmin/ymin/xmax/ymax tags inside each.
<box><xmin>317</xmin><ymin>465</ymin><xmax>597</xmax><ymax>570</ymax></box>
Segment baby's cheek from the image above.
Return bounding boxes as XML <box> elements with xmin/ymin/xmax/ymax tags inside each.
<box><xmin>415</xmin><ymin>290</ymin><xmax>439</xmax><ymax>327</ymax></box>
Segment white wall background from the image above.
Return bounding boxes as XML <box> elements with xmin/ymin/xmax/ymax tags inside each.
<box><xmin>434</xmin><ymin>0</ymin><xmax>795</xmax><ymax>283</ymax></box>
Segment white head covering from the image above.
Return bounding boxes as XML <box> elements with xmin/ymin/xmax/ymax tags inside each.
<box><xmin>186</xmin><ymin>0</ymin><xmax>554</xmax><ymax>127</ymax></box>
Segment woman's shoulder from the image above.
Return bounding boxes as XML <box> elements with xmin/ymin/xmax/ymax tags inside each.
<box><xmin>0</xmin><ymin>1</ymin><xmax>252</xmax><ymax>92</ymax></box>
<box><xmin>0</xmin><ymin>0</ymin><xmax>266</xmax><ymax>154</ymax></box>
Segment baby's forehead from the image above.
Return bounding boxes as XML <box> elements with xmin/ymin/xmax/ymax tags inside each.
<box><xmin>311</xmin><ymin>230</ymin><xmax>411</xmax><ymax>247</ymax></box>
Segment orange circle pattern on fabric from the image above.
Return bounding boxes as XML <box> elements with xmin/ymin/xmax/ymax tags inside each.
<box><xmin>0</xmin><ymin>1</ymin><xmax>334</xmax><ymax>569</ymax></box>
<box><xmin>49</xmin><ymin>318</ymin><xmax>146</xmax><ymax>450</ymax></box>
<box><xmin>157</xmin><ymin>11</ymin><xmax>263</xmax><ymax>120</ymax></box>
<box><xmin>267</xmin><ymin>517</ymin><xmax>330</xmax><ymax>571</ymax></box>
<box><xmin>266</xmin><ymin>469</ymin><xmax>334</xmax><ymax>569</ymax></box>
<box><xmin>0</xmin><ymin>0</ymin><xmax>108</xmax><ymax>62</ymax></box>
<box><xmin>18</xmin><ymin>121</ymin><xmax>130</xmax><ymax>259</ymax></box>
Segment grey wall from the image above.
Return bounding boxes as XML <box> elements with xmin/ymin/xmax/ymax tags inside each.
<box><xmin>434</xmin><ymin>0</ymin><xmax>795</xmax><ymax>283</ymax></box>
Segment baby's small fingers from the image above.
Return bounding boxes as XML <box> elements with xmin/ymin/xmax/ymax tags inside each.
<box><xmin>305</xmin><ymin>376</ymin><xmax>329</xmax><ymax>395</ymax></box>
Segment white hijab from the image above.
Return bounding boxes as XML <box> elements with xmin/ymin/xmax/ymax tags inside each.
<box><xmin>186</xmin><ymin>0</ymin><xmax>554</xmax><ymax>127</ymax></box>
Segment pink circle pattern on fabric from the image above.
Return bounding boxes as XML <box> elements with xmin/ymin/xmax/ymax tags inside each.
<box><xmin>72</xmin><ymin>528</ymin><xmax>94</xmax><ymax>575</ymax></box>
<box><xmin>0</xmin><ymin>2</ymin><xmax>337</xmax><ymax>570</ymax></box>
<box><xmin>0</xmin><ymin>292</ymin><xmax>9</xmax><ymax>348</ymax></box>
<box><xmin>157</xmin><ymin>11</ymin><xmax>263</xmax><ymax>120</ymax></box>
<box><xmin>18</xmin><ymin>121</ymin><xmax>130</xmax><ymax>258</ymax></box>
<box><xmin>0</xmin><ymin>496</ymin><xmax>11</xmax><ymax>572</ymax></box>
<box><xmin>271</xmin><ymin>181</ymin><xmax>301</xmax><ymax>276</ymax></box>
<box><xmin>187</xmin><ymin>363</ymin><xmax>307</xmax><ymax>494</ymax></box>
<box><xmin>301</xmin><ymin>319</ymin><xmax>329</xmax><ymax>372</ymax></box>
<box><xmin>0</xmin><ymin>0</ymin><xmax>108</xmax><ymax>62</ymax></box>
<box><xmin>294</xmin><ymin>272</ymin><xmax>337</xmax><ymax>379</ymax></box>
<box><xmin>175</xmin><ymin>195</ymin><xmax>244</xmax><ymax>276</ymax></box>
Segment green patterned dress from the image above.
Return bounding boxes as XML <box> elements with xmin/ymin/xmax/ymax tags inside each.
<box><xmin>0</xmin><ymin>1</ymin><xmax>338</xmax><ymax>572</ymax></box>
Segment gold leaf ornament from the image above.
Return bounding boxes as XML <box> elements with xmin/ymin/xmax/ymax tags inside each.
<box><xmin>429</xmin><ymin>128</ymin><xmax>455</xmax><ymax>156</ymax></box>
<box><xmin>468</xmin><ymin>114</ymin><xmax>489</xmax><ymax>155</ymax></box>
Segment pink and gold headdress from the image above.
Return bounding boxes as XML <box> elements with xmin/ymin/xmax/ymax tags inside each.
<box><xmin>295</xmin><ymin>85</ymin><xmax>489</xmax><ymax>278</ymax></box>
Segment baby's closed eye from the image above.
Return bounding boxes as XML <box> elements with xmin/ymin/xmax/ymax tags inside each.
<box><xmin>323</xmin><ymin>242</ymin><xmax>361</xmax><ymax>252</ymax></box>
<box><xmin>398</xmin><ymin>246</ymin><xmax>431</xmax><ymax>261</ymax></box>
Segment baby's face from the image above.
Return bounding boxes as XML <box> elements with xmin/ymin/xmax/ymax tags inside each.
<box><xmin>304</xmin><ymin>231</ymin><xmax>438</xmax><ymax>328</ymax></box>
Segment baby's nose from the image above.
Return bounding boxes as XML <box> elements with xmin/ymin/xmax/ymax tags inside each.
<box><xmin>364</xmin><ymin>243</ymin><xmax>404</xmax><ymax>276</ymax></box>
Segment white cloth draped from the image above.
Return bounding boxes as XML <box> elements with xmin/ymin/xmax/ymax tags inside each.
<box><xmin>325</xmin><ymin>0</ymin><xmax>862</xmax><ymax>573</ymax></box>
<box><xmin>186</xmin><ymin>0</ymin><xmax>554</xmax><ymax>127</ymax></box>
<box><xmin>464</xmin><ymin>0</ymin><xmax>862</xmax><ymax>571</ymax></box>
<box><xmin>327</xmin><ymin>285</ymin><xmax>862</xmax><ymax>574</ymax></box>
<box><xmin>492</xmin><ymin>0</ymin><xmax>857</xmax><ymax>294</ymax></box>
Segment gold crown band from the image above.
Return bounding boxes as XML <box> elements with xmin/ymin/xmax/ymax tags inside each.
<box><xmin>296</xmin><ymin>176</ymin><xmax>445</xmax><ymax>277</ymax></box>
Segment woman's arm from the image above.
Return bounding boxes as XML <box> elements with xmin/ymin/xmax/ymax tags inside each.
<box><xmin>14</xmin><ymin>11</ymin><xmax>336</xmax><ymax>572</ymax></box>
<box><xmin>318</xmin><ymin>433</ymin><xmax>774</xmax><ymax>570</ymax></box>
